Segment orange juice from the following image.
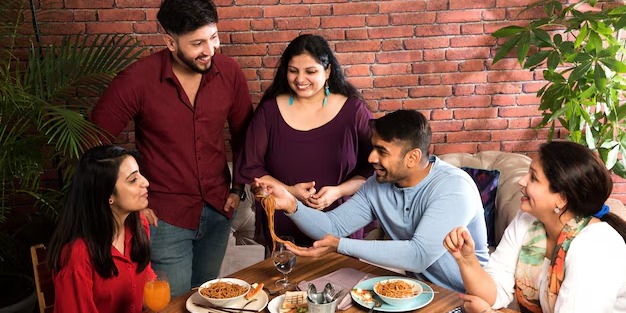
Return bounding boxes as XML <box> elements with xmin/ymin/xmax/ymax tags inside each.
<box><xmin>144</xmin><ymin>280</ymin><xmax>171</xmax><ymax>311</ymax></box>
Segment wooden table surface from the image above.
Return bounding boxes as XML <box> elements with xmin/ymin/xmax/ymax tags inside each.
<box><xmin>158</xmin><ymin>253</ymin><xmax>515</xmax><ymax>313</ymax></box>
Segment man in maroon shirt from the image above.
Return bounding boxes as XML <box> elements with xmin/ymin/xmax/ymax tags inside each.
<box><xmin>90</xmin><ymin>0</ymin><xmax>252</xmax><ymax>297</ymax></box>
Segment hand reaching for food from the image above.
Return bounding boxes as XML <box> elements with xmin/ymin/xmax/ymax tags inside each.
<box><xmin>443</xmin><ymin>226</ymin><xmax>476</xmax><ymax>261</ymax></box>
<box><xmin>307</xmin><ymin>186</ymin><xmax>341</xmax><ymax>210</ymax></box>
<box><xmin>289</xmin><ymin>181</ymin><xmax>316</xmax><ymax>203</ymax></box>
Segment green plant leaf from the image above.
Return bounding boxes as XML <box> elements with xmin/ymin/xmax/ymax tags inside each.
<box><xmin>587</xmin><ymin>31</ymin><xmax>602</xmax><ymax>55</ymax></box>
<box><xmin>601</xmin><ymin>58</ymin><xmax>626</xmax><ymax>73</ymax></box>
<box><xmin>547</xmin><ymin>51</ymin><xmax>561</xmax><ymax>71</ymax></box>
<box><xmin>492</xmin><ymin>34</ymin><xmax>522</xmax><ymax>64</ymax></box>
<box><xmin>574</xmin><ymin>23</ymin><xmax>589</xmax><ymax>48</ymax></box>
<box><xmin>606</xmin><ymin>144</ymin><xmax>619</xmax><ymax>169</ymax></box>
<box><xmin>517</xmin><ymin>32</ymin><xmax>532</xmax><ymax>63</ymax></box>
<box><xmin>568</xmin><ymin>62</ymin><xmax>592</xmax><ymax>83</ymax></box>
<box><xmin>594</xmin><ymin>62</ymin><xmax>607</xmax><ymax>92</ymax></box>
<box><xmin>492</xmin><ymin>25</ymin><xmax>526</xmax><ymax>37</ymax></box>
<box><xmin>524</xmin><ymin>50</ymin><xmax>551</xmax><ymax>69</ymax></box>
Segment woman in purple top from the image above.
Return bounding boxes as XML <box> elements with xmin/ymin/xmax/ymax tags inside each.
<box><xmin>236</xmin><ymin>34</ymin><xmax>374</xmax><ymax>250</ymax></box>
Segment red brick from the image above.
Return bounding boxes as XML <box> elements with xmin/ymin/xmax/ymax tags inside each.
<box><xmin>346</xmin><ymin>29</ymin><xmax>367</xmax><ymax>39</ymax></box>
<box><xmin>379</xmin><ymin>100</ymin><xmax>403</xmax><ymax>111</ymax></box>
<box><xmin>415</xmin><ymin>25</ymin><xmax>460</xmax><ymax>37</ymax></box>
<box><xmin>405</xmin><ymin>37</ymin><xmax>449</xmax><ymax>49</ymax></box>
<box><xmin>233</xmin><ymin>57</ymin><xmax>262</xmax><ymax>68</ymax></box>
<box><xmin>404</xmin><ymin>98</ymin><xmax>445</xmax><ymax>109</ymax></box>
<box><xmin>146</xmin><ymin>9</ymin><xmax>158</xmax><ymax>21</ymax></box>
<box><xmin>133</xmin><ymin>22</ymin><xmax>158</xmax><ymax>34</ymax></box>
<box><xmin>276</xmin><ymin>17</ymin><xmax>320</xmax><ymax>30</ymax></box>
<box><xmin>488</xmin><ymin>71</ymin><xmax>534</xmax><ymax>82</ymax></box>
<box><xmin>492</xmin><ymin>95</ymin><xmax>516</xmax><ymax>106</ymax></box>
<box><xmin>424</xmin><ymin>50</ymin><xmax>445</xmax><ymax>61</ymax></box>
<box><xmin>336</xmin><ymin>41</ymin><xmax>380</xmax><ymax>52</ymax></box>
<box><xmin>517</xmin><ymin>94</ymin><xmax>540</xmax><ymax>105</ymax></box>
<box><xmin>502</xmin><ymin>141</ymin><xmax>543</xmax><ymax>153</ymax></box>
<box><xmin>86</xmin><ymin>22</ymin><xmax>132</xmax><ymax>34</ymax></box>
<box><xmin>453</xmin><ymin>85</ymin><xmax>475</xmax><ymax>96</ymax></box>
<box><xmin>65</xmin><ymin>0</ymin><xmax>114</xmax><ymax>9</ymax></box>
<box><xmin>368</xmin><ymin>26</ymin><xmax>414</xmax><ymax>39</ymax></box>
<box><xmin>37</xmin><ymin>10</ymin><xmax>74</xmax><ymax>22</ymax></box>
<box><xmin>370</xmin><ymin>64</ymin><xmax>409</xmax><ymax>76</ymax></box>
<box><xmin>432</xmin><ymin>109</ymin><xmax>453</xmax><ymax>120</ymax></box>
<box><xmin>336</xmin><ymin>53</ymin><xmax>375</xmax><ymax>65</ymax></box>
<box><xmin>483</xmin><ymin>9</ymin><xmax>507</xmax><ymax>21</ymax></box>
<box><xmin>496</xmin><ymin>0</ymin><xmax>534</xmax><ymax>8</ymax></box>
<box><xmin>74</xmin><ymin>10</ymin><xmax>97</xmax><ymax>21</ymax></box>
<box><xmin>39</xmin><ymin>0</ymin><xmax>64</xmax><ymax>9</ymax></box>
<box><xmin>362</xmin><ymin>88</ymin><xmax>408</xmax><ymax>100</ymax></box>
<box><xmin>348</xmin><ymin>77</ymin><xmax>373</xmax><ymax>89</ymax></box>
<box><xmin>446</xmin><ymin>48</ymin><xmax>490</xmax><ymax>60</ymax></box>
<box><xmin>220</xmin><ymin>20</ymin><xmax>252</xmax><ymax>32</ymax></box>
<box><xmin>253</xmin><ymin>31</ymin><xmax>299</xmax><ymax>43</ymax></box>
<box><xmin>461</xmin><ymin>23</ymin><xmax>484</xmax><ymax>34</ymax></box>
<box><xmin>220</xmin><ymin>7</ymin><xmax>263</xmax><ymax>18</ymax></box>
<box><xmin>262</xmin><ymin>57</ymin><xmax>280</xmax><ymax>67</ymax></box>
<box><xmin>345</xmin><ymin>65</ymin><xmax>371</xmax><ymax>77</ymax></box>
<box><xmin>333</xmin><ymin>3</ymin><xmax>378</xmax><ymax>15</ymax></box>
<box><xmin>523</xmin><ymin>82</ymin><xmax>545</xmax><ymax>93</ymax></box>
<box><xmin>116</xmin><ymin>0</ymin><xmax>161</xmax><ymax>7</ymax></box>
<box><xmin>376</xmin><ymin>51</ymin><xmax>422</xmax><ymax>64</ymax></box>
<box><xmin>241</xmin><ymin>69</ymin><xmax>257</xmax><ymax>81</ymax></box>
<box><xmin>420</xmin><ymin>74</ymin><xmax>441</xmax><ymax>85</ymax></box>
<box><xmin>459</xmin><ymin>60</ymin><xmax>484</xmax><ymax>72</ymax></box>
<box><xmin>268</xmin><ymin>44</ymin><xmax>288</xmax><ymax>55</ymax></box>
<box><xmin>475</xmin><ymin>83</ymin><xmax>522</xmax><ymax>95</ymax></box>
<box><xmin>322</xmin><ymin>16</ymin><xmax>365</xmax><ymax>28</ymax></box>
<box><xmin>499</xmin><ymin>105</ymin><xmax>540</xmax><ymax>117</ymax></box>
<box><xmin>446</xmin><ymin>96</ymin><xmax>491</xmax><ymax>108</ymax></box>
<box><xmin>390</xmin><ymin>13</ymin><xmax>436</xmax><ymax>25</ymax></box>
<box><xmin>309</xmin><ymin>29</ymin><xmax>345</xmax><ymax>40</ymax></box>
<box><xmin>451</xmin><ymin>35</ymin><xmax>496</xmax><ymax>47</ymax></box>
<box><xmin>426</xmin><ymin>0</ymin><xmax>448</xmax><ymax>10</ymax></box>
<box><xmin>453</xmin><ymin>108</ymin><xmax>498</xmax><ymax>119</ymax></box>
<box><xmin>448</xmin><ymin>131</ymin><xmax>491</xmax><ymax>143</ymax></box>
<box><xmin>41</xmin><ymin>22</ymin><xmax>85</xmax><ymax>34</ymax></box>
<box><xmin>251</xmin><ymin>19</ymin><xmax>273</xmax><ymax>31</ymax></box>
<box><xmin>430</xmin><ymin>120</ymin><xmax>464</xmax><ymax>132</ymax></box>
<box><xmin>486</xmin><ymin>58</ymin><xmax>522</xmax><ymax>70</ymax></box>
<box><xmin>98</xmin><ymin>9</ymin><xmax>145</xmax><ymax>21</ymax></box>
<box><xmin>442</xmin><ymin>72</ymin><xmax>487</xmax><ymax>84</ymax></box>
<box><xmin>374</xmin><ymin>75</ymin><xmax>418</xmax><ymax>88</ymax></box>
<box><xmin>465</xmin><ymin>119</ymin><xmax>508</xmax><ymax>130</ymax></box>
<box><xmin>382</xmin><ymin>40</ymin><xmax>403</xmax><ymax>51</ymax></box>
<box><xmin>491</xmin><ymin>129</ymin><xmax>538</xmax><ymax>141</ymax></box>
<box><xmin>431</xmin><ymin>133</ymin><xmax>446</xmax><ymax>143</ymax></box>
<box><xmin>450</xmin><ymin>0</ymin><xmax>496</xmax><ymax>9</ymax></box>
<box><xmin>412</xmin><ymin>61</ymin><xmax>457</xmax><ymax>73</ymax></box>
<box><xmin>380</xmin><ymin>1</ymin><xmax>426</xmax><ymax>13</ymax></box>
<box><xmin>235</xmin><ymin>0</ymin><xmax>279</xmax><ymax>4</ymax></box>
<box><xmin>507</xmin><ymin>117</ymin><xmax>532</xmax><ymax>129</ymax></box>
<box><xmin>409</xmin><ymin>86</ymin><xmax>452</xmax><ymax>98</ymax></box>
<box><xmin>310</xmin><ymin>4</ymin><xmax>332</xmax><ymax>16</ymax></box>
<box><xmin>366</xmin><ymin>15</ymin><xmax>389</xmax><ymax>26</ymax></box>
<box><xmin>135</xmin><ymin>34</ymin><xmax>165</xmax><ymax>47</ymax></box>
<box><xmin>436</xmin><ymin>10</ymin><xmax>482</xmax><ymax>23</ymax></box>
<box><xmin>230</xmin><ymin>33</ymin><xmax>254</xmax><ymax>44</ymax></box>
<box><xmin>433</xmin><ymin>143</ymin><xmax>480</xmax><ymax>155</ymax></box>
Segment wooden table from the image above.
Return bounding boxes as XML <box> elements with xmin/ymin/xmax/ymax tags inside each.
<box><xmin>160</xmin><ymin>253</ymin><xmax>515</xmax><ymax>313</ymax></box>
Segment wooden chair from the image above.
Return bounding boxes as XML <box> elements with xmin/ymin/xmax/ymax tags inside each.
<box><xmin>30</xmin><ymin>244</ymin><xmax>54</xmax><ymax>313</ymax></box>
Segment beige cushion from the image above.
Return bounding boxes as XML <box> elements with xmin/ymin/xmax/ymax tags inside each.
<box><xmin>438</xmin><ymin>151</ymin><xmax>531</xmax><ymax>246</ymax></box>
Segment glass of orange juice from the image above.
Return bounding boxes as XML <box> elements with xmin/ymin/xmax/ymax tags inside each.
<box><xmin>144</xmin><ymin>271</ymin><xmax>170</xmax><ymax>312</ymax></box>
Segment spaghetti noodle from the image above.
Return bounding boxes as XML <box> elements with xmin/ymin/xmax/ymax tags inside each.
<box><xmin>200</xmin><ymin>281</ymin><xmax>248</xmax><ymax>299</ymax></box>
<box><xmin>257</xmin><ymin>193</ymin><xmax>303</xmax><ymax>252</ymax></box>
<box><xmin>374</xmin><ymin>280</ymin><xmax>416</xmax><ymax>298</ymax></box>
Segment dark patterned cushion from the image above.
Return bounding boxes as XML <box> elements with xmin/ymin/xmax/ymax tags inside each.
<box><xmin>461</xmin><ymin>167</ymin><xmax>500</xmax><ymax>246</ymax></box>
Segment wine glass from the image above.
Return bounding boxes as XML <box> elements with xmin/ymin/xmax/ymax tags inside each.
<box><xmin>272</xmin><ymin>236</ymin><xmax>297</xmax><ymax>288</ymax></box>
<box><xmin>144</xmin><ymin>271</ymin><xmax>171</xmax><ymax>312</ymax></box>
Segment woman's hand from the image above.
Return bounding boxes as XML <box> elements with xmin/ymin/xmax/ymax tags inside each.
<box><xmin>443</xmin><ymin>226</ymin><xmax>476</xmax><ymax>263</ymax></box>
<box><xmin>459</xmin><ymin>293</ymin><xmax>494</xmax><ymax>313</ymax></box>
<box><xmin>289</xmin><ymin>181</ymin><xmax>317</xmax><ymax>203</ymax></box>
<box><xmin>253</xmin><ymin>177</ymin><xmax>298</xmax><ymax>214</ymax></box>
<box><xmin>141</xmin><ymin>208</ymin><xmax>158</xmax><ymax>227</ymax></box>
<box><xmin>307</xmin><ymin>186</ymin><xmax>342</xmax><ymax>210</ymax></box>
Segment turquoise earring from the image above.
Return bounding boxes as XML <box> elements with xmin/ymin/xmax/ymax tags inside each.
<box><xmin>323</xmin><ymin>81</ymin><xmax>329</xmax><ymax>107</ymax></box>
<box><xmin>289</xmin><ymin>94</ymin><xmax>294</xmax><ymax>106</ymax></box>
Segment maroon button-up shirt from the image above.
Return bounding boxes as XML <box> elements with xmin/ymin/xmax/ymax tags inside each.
<box><xmin>91</xmin><ymin>49</ymin><xmax>252</xmax><ymax>229</ymax></box>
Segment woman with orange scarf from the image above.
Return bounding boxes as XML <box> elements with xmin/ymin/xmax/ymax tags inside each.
<box><xmin>443</xmin><ymin>141</ymin><xmax>626</xmax><ymax>313</ymax></box>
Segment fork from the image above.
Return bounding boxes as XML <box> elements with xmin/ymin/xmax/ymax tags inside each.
<box><xmin>367</xmin><ymin>301</ymin><xmax>382</xmax><ymax>313</ymax></box>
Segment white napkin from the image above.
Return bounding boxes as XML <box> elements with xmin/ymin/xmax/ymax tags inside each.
<box><xmin>296</xmin><ymin>268</ymin><xmax>377</xmax><ymax>310</ymax></box>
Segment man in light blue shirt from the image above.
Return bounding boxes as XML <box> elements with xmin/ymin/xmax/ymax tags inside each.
<box><xmin>254</xmin><ymin>110</ymin><xmax>489</xmax><ymax>292</ymax></box>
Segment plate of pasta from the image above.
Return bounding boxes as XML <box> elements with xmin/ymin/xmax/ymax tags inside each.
<box><xmin>351</xmin><ymin>276</ymin><xmax>433</xmax><ymax>312</ymax></box>
<box><xmin>186</xmin><ymin>281</ymin><xmax>269</xmax><ymax>313</ymax></box>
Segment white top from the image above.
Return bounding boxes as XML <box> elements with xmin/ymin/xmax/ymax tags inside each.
<box><xmin>485</xmin><ymin>211</ymin><xmax>626</xmax><ymax>312</ymax></box>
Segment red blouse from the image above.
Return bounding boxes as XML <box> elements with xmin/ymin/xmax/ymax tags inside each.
<box><xmin>53</xmin><ymin>216</ymin><xmax>156</xmax><ymax>313</ymax></box>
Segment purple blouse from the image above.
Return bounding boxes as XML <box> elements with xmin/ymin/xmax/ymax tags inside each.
<box><xmin>235</xmin><ymin>97</ymin><xmax>374</xmax><ymax>247</ymax></box>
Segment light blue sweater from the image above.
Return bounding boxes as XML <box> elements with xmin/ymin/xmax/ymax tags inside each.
<box><xmin>289</xmin><ymin>156</ymin><xmax>489</xmax><ymax>292</ymax></box>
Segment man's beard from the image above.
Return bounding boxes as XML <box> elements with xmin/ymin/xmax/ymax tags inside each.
<box><xmin>177</xmin><ymin>49</ymin><xmax>211</xmax><ymax>74</ymax></box>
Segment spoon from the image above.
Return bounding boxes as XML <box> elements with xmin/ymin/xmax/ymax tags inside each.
<box><xmin>307</xmin><ymin>284</ymin><xmax>321</xmax><ymax>304</ymax></box>
<box><xmin>322</xmin><ymin>283</ymin><xmax>335</xmax><ymax>303</ymax></box>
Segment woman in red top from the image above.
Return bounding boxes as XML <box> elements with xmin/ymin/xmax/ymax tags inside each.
<box><xmin>48</xmin><ymin>145</ymin><xmax>155</xmax><ymax>313</ymax></box>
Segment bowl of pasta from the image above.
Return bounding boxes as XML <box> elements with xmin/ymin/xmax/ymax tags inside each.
<box><xmin>198</xmin><ymin>278</ymin><xmax>251</xmax><ymax>307</ymax></box>
<box><xmin>373</xmin><ymin>278</ymin><xmax>422</xmax><ymax>307</ymax></box>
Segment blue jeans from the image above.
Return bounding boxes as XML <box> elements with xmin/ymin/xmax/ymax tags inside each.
<box><xmin>149</xmin><ymin>204</ymin><xmax>233</xmax><ymax>297</ymax></box>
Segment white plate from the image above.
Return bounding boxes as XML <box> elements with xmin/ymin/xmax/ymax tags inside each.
<box><xmin>186</xmin><ymin>288</ymin><xmax>269</xmax><ymax>313</ymax></box>
<box><xmin>351</xmin><ymin>276</ymin><xmax>434</xmax><ymax>312</ymax></box>
<box><xmin>267</xmin><ymin>294</ymin><xmax>284</xmax><ymax>313</ymax></box>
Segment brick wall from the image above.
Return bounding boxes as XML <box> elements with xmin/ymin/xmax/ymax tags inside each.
<box><xmin>31</xmin><ymin>0</ymin><xmax>626</xmax><ymax>201</ymax></box>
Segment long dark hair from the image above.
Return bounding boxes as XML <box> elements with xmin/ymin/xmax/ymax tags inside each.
<box><xmin>48</xmin><ymin>145</ymin><xmax>151</xmax><ymax>278</ymax></box>
<box><xmin>260</xmin><ymin>34</ymin><xmax>361</xmax><ymax>104</ymax></box>
<box><xmin>539</xmin><ymin>141</ymin><xmax>626</xmax><ymax>242</ymax></box>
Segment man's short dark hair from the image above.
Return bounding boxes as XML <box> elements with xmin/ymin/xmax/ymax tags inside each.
<box><xmin>157</xmin><ymin>0</ymin><xmax>218</xmax><ymax>36</ymax></box>
<box><xmin>371</xmin><ymin>110</ymin><xmax>432</xmax><ymax>160</ymax></box>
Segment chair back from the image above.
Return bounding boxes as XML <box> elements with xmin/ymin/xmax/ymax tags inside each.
<box><xmin>30</xmin><ymin>244</ymin><xmax>54</xmax><ymax>313</ymax></box>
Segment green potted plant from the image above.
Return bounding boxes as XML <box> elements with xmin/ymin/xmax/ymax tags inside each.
<box><xmin>492</xmin><ymin>0</ymin><xmax>626</xmax><ymax>177</ymax></box>
<box><xmin>0</xmin><ymin>0</ymin><xmax>144</xmax><ymax>309</ymax></box>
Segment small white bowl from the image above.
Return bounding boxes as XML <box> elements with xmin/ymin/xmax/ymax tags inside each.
<box><xmin>198</xmin><ymin>278</ymin><xmax>250</xmax><ymax>307</ymax></box>
<box><xmin>373</xmin><ymin>278</ymin><xmax>422</xmax><ymax>307</ymax></box>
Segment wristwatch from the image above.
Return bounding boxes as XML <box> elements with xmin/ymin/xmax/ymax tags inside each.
<box><xmin>229</xmin><ymin>187</ymin><xmax>246</xmax><ymax>201</ymax></box>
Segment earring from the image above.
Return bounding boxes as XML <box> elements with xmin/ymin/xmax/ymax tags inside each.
<box><xmin>553</xmin><ymin>206</ymin><xmax>560</xmax><ymax>214</ymax></box>
<box><xmin>323</xmin><ymin>81</ymin><xmax>329</xmax><ymax>107</ymax></box>
<box><xmin>289</xmin><ymin>94</ymin><xmax>294</xmax><ymax>106</ymax></box>
<box><xmin>109</xmin><ymin>198</ymin><xmax>114</xmax><ymax>205</ymax></box>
